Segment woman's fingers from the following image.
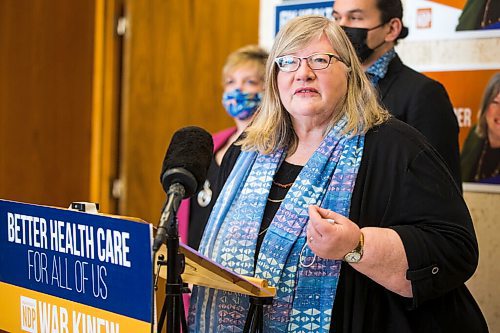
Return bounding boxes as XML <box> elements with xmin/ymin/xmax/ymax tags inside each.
<box><xmin>307</xmin><ymin>205</ymin><xmax>360</xmax><ymax>259</ymax></box>
<box><xmin>316</xmin><ymin>206</ymin><xmax>346</xmax><ymax>224</ymax></box>
<box><xmin>308</xmin><ymin>205</ymin><xmax>344</xmax><ymax>234</ymax></box>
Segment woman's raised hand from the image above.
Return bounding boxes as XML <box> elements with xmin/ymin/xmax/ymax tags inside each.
<box><xmin>307</xmin><ymin>205</ymin><xmax>361</xmax><ymax>260</ymax></box>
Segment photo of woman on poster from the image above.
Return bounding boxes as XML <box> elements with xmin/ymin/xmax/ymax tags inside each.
<box><xmin>456</xmin><ymin>0</ymin><xmax>500</xmax><ymax>31</ymax></box>
<box><xmin>461</xmin><ymin>72</ymin><xmax>500</xmax><ymax>184</ymax></box>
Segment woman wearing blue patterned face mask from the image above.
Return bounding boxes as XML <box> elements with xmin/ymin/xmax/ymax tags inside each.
<box><xmin>221</xmin><ymin>51</ymin><xmax>265</xmax><ymax>122</ymax></box>
<box><xmin>222</xmin><ymin>88</ymin><xmax>262</xmax><ymax>120</ymax></box>
<box><xmin>177</xmin><ymin>44</ymin><xmax>268</xmax><ymax>250</ymax></box>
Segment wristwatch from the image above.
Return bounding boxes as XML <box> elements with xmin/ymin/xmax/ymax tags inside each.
<box><xmin>343</xmin><ymin>231</ymin><xmax>364</xmax><ymax>263</ymax></box>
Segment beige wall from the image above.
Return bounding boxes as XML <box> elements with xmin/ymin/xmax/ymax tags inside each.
<box><xmin>464</xmin><ymin>189</ymin><xmax>500</xmax><ymax>331</ymax></box>
<box><xmin>397</xmin><ymin>38</ymin><xmax>500</xmax><ymax>71</ymax></box>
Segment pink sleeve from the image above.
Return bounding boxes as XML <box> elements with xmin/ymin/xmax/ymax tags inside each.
<box><xmin>177</xmin><ymin>198</ymin><xmax>190</xmax><ymax>244</ymax></box>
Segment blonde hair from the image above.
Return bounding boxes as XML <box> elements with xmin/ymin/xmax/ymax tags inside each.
<box><xmin>476</xmin><ymin>73</ymin><xmax>500</xmax><ymax>138</ymax></box>
<box><xmin>239</xmin><ymin>15</ymin><xmax>389</xmax><ymax>154</ymax></box>
<box><xmin>222</xmin><ymin>45</ymin><xmax>269</xmax><ymax>85</ymax></box>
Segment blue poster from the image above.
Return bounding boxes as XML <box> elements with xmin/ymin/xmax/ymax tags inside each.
<box><xmin>0</xmin><ymin>199</ymin><xmax>153</xmax><ymax>333</ymax></box>
<box><xmin>275</xmin><ymin>1</ymin><xmax>334</xmax><ymax>35</ymax></box>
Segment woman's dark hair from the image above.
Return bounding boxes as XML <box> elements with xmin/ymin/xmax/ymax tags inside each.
<box><xmin>476</xmin><ymin>73</ymin><xmax>500</xmax><ymax>138</ymax></box>
<box><xmin>375</xmin><ymin>0</ymin><xmax>408</xmax><ymax>39</ymax></box>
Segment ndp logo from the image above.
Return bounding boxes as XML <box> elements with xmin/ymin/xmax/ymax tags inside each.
<box><xmin>20</xmin><ymin>296</ymin><xmax>37</xmax><ymax>333</ymax></box>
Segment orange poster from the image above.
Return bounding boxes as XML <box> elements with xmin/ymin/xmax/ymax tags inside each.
<box><xmin>424</xmin><ymin>70</ymin><xmax>499</xmax><ymax>149</ymax></box>
<box><xmin>425</xmin><ymin>70</ymin><xmax>500</xmax><ymax>185</ymax></box>
<box><xmin>430</xmin><ymin>0</ymin><xmax>466</xmax><ymax>10</ymax></box>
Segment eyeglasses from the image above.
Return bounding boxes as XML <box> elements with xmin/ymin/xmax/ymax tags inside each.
<box><xmin>274</xmin><ymin>53</ymin><xmax>343</xmax><ymax>72</ymax></box>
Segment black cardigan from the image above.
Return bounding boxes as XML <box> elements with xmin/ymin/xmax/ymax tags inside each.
<box><xmin>377</xmin><ymin>55</ymin><xmax>461</xmax><ymax>187</ymax></box>
<box><xmin>216</xmin><ymin>119</ymin><xmax>487</xmax><ymax>333</ymax></box>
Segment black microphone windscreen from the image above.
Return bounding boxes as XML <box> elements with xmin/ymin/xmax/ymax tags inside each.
<box><xmin>160</xmin><ymin>126</ymin><xmax>214</xmax><ymax>197</ymax></box>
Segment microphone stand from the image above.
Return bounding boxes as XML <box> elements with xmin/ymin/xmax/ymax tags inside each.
<box><xmin>153</xmin><ymin>183</ymin><xmax>188</xmax><ymax>333</ymax></box>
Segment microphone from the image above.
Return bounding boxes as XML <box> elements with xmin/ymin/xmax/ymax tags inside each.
<box><xmin>153</xmin><ymin>126</ymin><xmax>214</xmax><ymax>252</ymax></box>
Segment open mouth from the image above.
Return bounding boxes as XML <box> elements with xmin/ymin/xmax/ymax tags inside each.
<box><xmin>295</xmin><ymin>87</ymin><xmax>319</xmax><ymax>95</ymax></box>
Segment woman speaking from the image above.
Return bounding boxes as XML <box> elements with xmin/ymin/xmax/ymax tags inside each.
<box><xmin>188</xmin><ymin>15</ymin><xmax>487</xmax><ymax>333</ymax></box>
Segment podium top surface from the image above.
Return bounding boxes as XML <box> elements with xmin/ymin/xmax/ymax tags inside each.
<box><xmin>156</xmin><ymin>243</ymin><xmax>276</xmax><ymax>298</ymax></box>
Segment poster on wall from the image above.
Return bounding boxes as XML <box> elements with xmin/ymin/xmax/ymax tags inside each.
<box><xmin>275</xmin><ymin>0</ymin><xmax>334</xmax><ymax>35</ymax></box>
<box><xmin>405</xmin><ymin>0</ymin><xmax>500</xmax><ymax>40</ymax></box>
<box><xmin>424</xmin><ymin>69</ymin><xmax>500</xmax><ymax>185</ymax></box>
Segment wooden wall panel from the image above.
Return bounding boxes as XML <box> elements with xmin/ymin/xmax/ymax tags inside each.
<box><xmin>90</xmin><ymin>0</ymin><xmax>125</xmax><ymax>214</ymax></box>
<box><xmin>0</xmin><ymin>1</ymin><xmax>96</xmax><ymax>208</ymax></box>
<box><xmin>121</xmin><ymin>0</ymin><xmax>260</xmax><ymax>224</ymax></box>
<box><xmin>188</xmin><ymin>1</ymin><xmax>262</xmax><ymax>129</ymax></box>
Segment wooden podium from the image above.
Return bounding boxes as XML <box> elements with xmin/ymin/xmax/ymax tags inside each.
<box><xmin>155</xmin><ymin>243</ymin><xmax>276</xmax><ymax>298</ymax></box>
<box><xmin>155</xmin><ymin>243</ymin><xmax>276</xmax><ymax>332</ymax></box>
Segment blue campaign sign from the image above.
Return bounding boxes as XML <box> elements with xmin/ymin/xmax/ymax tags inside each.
<box><xmin>0</xmin><ymin>199</ymin><xmax>154</xmax><ymax>324</ymax></box>
<box><xmin>275</xmin><ymin>1</ymin><xmax>334</xmax><ymax>35</ymax></box>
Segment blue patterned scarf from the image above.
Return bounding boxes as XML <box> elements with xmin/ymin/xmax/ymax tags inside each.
<box><xmin>189</xmin><ymin>117</ymin><xmax>364</xmax><ymax>332</ymax></box>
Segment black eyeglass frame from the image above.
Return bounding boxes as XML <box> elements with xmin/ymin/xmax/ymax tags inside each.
<box><xmin>274</xmin><ymin>53</ymin><xmax>344</xmax><ymax>72</ymax></box>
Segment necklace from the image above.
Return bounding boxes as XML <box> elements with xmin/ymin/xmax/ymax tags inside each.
<box><xmin>267</xmin><ymin>179</ymin><xmax>292</xmax><ymax>203</ymax></box>
<box><xmin>258</xmin><ymin>226</ymin><xmax>269</xmax><ymax>236</ymax></box>
<box><xmin>272</xmin><ymin>180</ymin><xmax>293</xmax><ymax>189</ymax></box>
<box><xmin>474</xmin><ymin>138</ymin><xmax>500</xmax><ymax>181</ymax></box>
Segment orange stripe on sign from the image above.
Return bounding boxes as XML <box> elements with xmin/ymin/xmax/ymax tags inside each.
<box><xmin>430</xmin><ymin>0</ymin><xmax>467</xmax><ymax>10</ymax></box>
<box><xmin>0</xmin><ymin>282</ymin><xmax>152</xmax><ymax>333</ymax></box>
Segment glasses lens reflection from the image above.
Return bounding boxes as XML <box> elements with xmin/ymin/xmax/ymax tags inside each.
<box><xmin>275</xmin><ymin>53</ymin><xmax>339</xmax><ymax>72</ymax></box>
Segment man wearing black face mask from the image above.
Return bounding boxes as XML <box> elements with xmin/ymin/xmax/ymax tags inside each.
<box><xmin>333</xmin><ymin>0</ymin><xmax>462</xmax><ymax>188</ymax></box>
